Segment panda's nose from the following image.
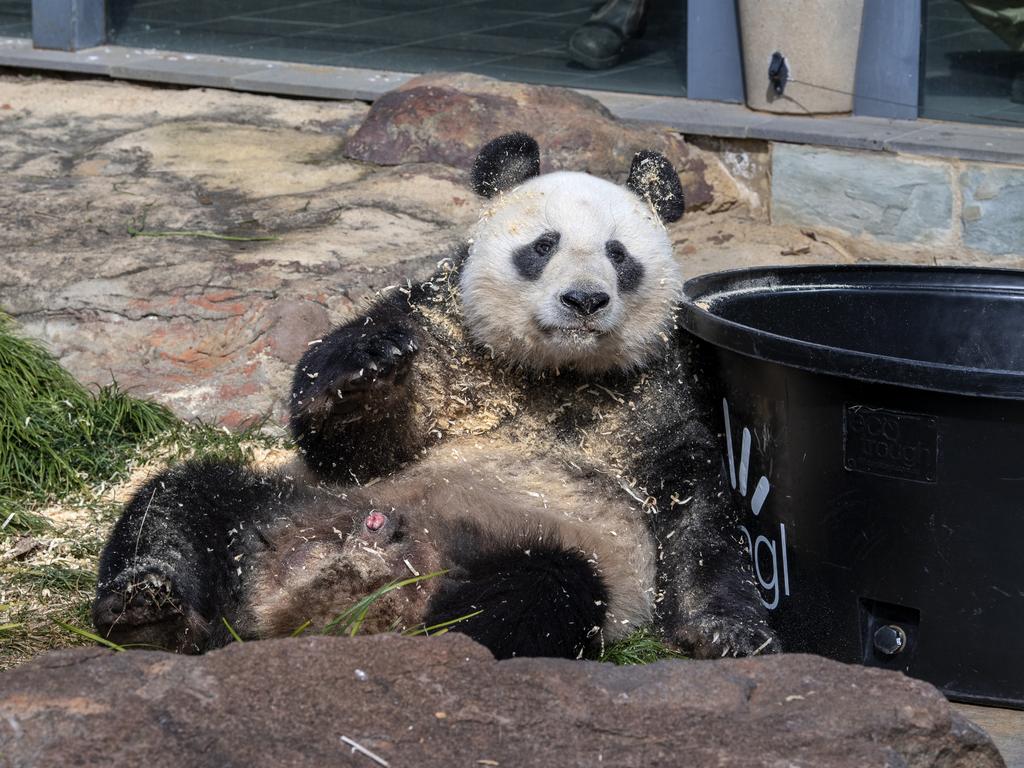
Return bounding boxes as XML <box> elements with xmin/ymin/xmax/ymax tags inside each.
<box><xmin>560</xmin><ymin>289</ymin><xmax>610</xmax><ymax>316</ymax></box>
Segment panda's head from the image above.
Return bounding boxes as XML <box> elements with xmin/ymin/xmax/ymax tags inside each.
<box><xmin>460</xmin><ymin>133</ymin><xmax>684</xmax><ymax>375</ymax></box>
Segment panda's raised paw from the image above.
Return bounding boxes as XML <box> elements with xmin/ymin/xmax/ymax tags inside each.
<box><xmin>312</xmin><ymin>325</ymin><xmax>419</xmax><ymax>398</ymax></box>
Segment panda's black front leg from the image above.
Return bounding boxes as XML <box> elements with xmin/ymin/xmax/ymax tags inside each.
<box><xmin>92</xmin><ymin>459</ymin><xmax>289</xmax><ymax>653</ymax></box>
<box><xmin>655</xmin><ymin>491</ymin><xmax>778</xmax><ymax>659</ymax></box>
<box><xmin>289</xmin><ymin>301</ymin><xmax>421</xmax><ymax>483</ymax></box>
<box><xmin>642</xmin><ymin>335</ymin><xmax>777</xmax><ymax>658</ymax></box>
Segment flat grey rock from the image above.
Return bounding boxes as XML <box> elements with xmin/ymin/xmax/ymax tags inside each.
<box><xmin>961</xmin><ymin>165</ymin><xmax>1024</xmax><ymax>256</ymax></box>
<box><xmin>772</xmin><ymin>144</ymin><xmax>954</xmax><ymax>245</ymax></box>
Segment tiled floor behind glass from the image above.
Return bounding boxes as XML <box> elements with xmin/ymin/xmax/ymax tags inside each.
<box><xmin>108</xmin><ymin>0</ymin><xmax>686</xmax><ymax>97</ymax></box>
<box><xmin>921</xmin><ymin>0</ymin><xmax>1024</xmax><ymax>126</ymax></box>
<box><xmin>0</xmin><ymin>0</ymin><xmax>31</xmax><ymax>37</ymax></box>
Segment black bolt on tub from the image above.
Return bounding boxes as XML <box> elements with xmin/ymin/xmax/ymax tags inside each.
<box><xmin>679</xmin><ymin>265</ymin><xmax>1024</xmax><ymax>709</ymax></box>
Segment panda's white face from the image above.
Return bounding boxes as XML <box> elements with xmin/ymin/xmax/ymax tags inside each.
<box><xmin>460</xmin><ymin>171</ymin><xmax>682</xmax><ymax>374</ymax></box>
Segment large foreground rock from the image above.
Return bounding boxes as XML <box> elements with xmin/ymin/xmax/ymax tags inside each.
<box><xmin>0</xmin><ymin>634</ymin><xmax>1002</xmax><ymax>767</ymax></box>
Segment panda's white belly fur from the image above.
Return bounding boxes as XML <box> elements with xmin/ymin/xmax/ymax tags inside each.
<box><xmin>248</xmin><ymin>437</ymin><xmax>656</xmax><ymax>644</ymax></box>
<box><xmin>383</xmin><ymin>437</ymin><xmax>658</xmax><ymax>638</ymax></box>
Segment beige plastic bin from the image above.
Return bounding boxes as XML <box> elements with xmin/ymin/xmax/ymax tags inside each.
<box><xmin>738</xmin><ymin>0</ymin><xmax>865</xmax><ymax>114</ymax></box>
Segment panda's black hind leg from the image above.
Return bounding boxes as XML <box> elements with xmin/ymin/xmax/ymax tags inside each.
<box><xmin>93</xmin><ymin>458</ymin><xmax>295</xmax><ymax>653</ymax></box>
<box><xmin>92</xmin><ymin>566</ymin><xmax>208</xmax><ymax>653</ymax></box>
<box><xmin>290</xmin><ymin>301</ymin><xmax>421</xmax><ymax>482</ymax></box>
<box><xmin>654</xmin><ymin>494</ymin><xmax>779</xmax><ymax>659</ymax></box>
<box><xmin>424</xmin><ymin>522</ymin><xmax>609</xmax><ymax>660</ymax></box>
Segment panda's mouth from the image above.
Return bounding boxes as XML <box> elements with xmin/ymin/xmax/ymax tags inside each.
<box><xmin>537</xmin><ymin>323</ymin><xmax>607</xmax><ymax>342</ymax></box>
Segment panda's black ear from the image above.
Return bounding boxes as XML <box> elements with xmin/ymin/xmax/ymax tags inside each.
<box><xmin>626</xmin><ymin>150</ymin><xmax>685</xmax><ymax>223</ymax></box>
<box><xmin>471</xmin><ymin>133</ymin><xmax>541</xmax><ymax>198</ymax></box>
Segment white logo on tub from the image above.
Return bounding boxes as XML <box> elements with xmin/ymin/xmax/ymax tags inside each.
<box><xmin>723</xmin><ymin>398</ymin><xmax>791</xmax><ymax>610</ymax></box>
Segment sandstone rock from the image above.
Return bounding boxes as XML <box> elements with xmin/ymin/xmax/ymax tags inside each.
<box><xmin>343</xmin><ymin>72</ymin><xmax>724</xmax><ymax>210</ymax></box>
<box><xmin>0</xmin><ymin>634</ymin><xmax>1003</xmax><ymax>768</ymax></box>
<box><xmin>0</xmin><ymin>76</ymin><xmax>470</xmax><ymax>426</ymax></box>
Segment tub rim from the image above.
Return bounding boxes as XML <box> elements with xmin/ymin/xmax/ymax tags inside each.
<box><xmin>679</xmin><ymin>264</ymin><xmax>1024</xmax><ymax>401</ymax></box>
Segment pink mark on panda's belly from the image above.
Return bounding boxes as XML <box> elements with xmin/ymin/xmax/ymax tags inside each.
<box><xmin>365</xmin><ymin>512</ymin><xmax>387</xmax><ymax>531</ymax></box>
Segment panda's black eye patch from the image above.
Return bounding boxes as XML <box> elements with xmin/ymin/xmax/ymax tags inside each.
<box><xmin>606</xmin><ymin>240</ymin><xmax>627</xmax><ymax>264</ymax></box>
<box><xmin>513</xmin><ymin>230</ymin><xmax>560</xmax><ymax>281</ymax></box>
<box><xmin>534</xmin><ymin>235</ymin><xmax>557</xmax><ymax>257</ymax></box>
<box><xmin>606</xmin><ymin>240</ymin><xmax>643</xmax><ymax>293</ymax></box>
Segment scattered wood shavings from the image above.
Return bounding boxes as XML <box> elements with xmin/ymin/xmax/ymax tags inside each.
<box><xmin>340</xmin><ymin>736</ymin><xmax>389</xmax><ymax>767</ymax></box>
<box><xmin>752</xmin><ymin>637</ymin><xmax>774</xmax><ymax>656</ymax></box>
<box><xmin>6</xmin><ymin>537</ymin><xmax>43</xmax><ymax>561</ymax></box>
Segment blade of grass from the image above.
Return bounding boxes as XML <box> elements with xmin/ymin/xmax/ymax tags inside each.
<box><xmin>323</xmin><ymin>570</ymin><xmax>447</xmax><ymax>635</ymax></box>
<box><xmin>127</xmin><ymin>224</ymin><xmax>278</xmax><ymax>242</ymax></box>
<box><xmin>403</xmin><ymin>610</ymin><xmax>483</xmax><ymax>637</ymax></box>
<box><xmin>290</xmin><ymin>619</ymin><xmax>312</xmax><ymax>638</ymax></box>
<box><xmin>126</xmin><ymin>204</ymin><xmax>277</xmax><ymax>242</ymax></box>
<box><xmin>348</xmin><ymin>571</ymin><xmax>448</xmax><ymax>637</ymax></box>
<box><xmin>221</xmin><ymin>616</ymin><xmax>244</xmax><ymax>643</ymax></box>
<box><xmin>54</xmin><ymin>619</ymin><xmax>125</xmax><ymax>651</ymax></box>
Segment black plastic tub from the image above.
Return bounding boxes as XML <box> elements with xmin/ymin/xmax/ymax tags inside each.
<box><xmin>679</xmin><ymin>265</ymin><xmax>1024</xmax><ymax>709</ymax></box>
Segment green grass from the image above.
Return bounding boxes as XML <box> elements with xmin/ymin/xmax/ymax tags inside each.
<box><xmin>159</xmin><ymin>416</ymin><xmax>284</xmax><ymax>466</ymax></box>
<box><xmin>0</xmin><ymin>312</ymin><xmax>177</xmax><ymax>531</ymax></box>
<box><xmin>598</xmin><ymin>628</ymin><xmax>686</xmax><ymax>665</ymax></box>
<box><xmin>323</xmin><ymin>571</ymin><xmax>450</xmax><ymax>637</ymax></box>
<box><xmin>0</xmin><ymin>312</ymin><xmax>289</xmax><ymax>669</ymax></box>
<box><xmin>54</xmin><ymin>619</ymin><xmax>126</xmax><ymax>652</ymax></box>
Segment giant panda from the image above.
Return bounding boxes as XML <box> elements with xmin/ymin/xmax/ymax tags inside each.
<box><xmin>93</xmin><ymin>133</ymin><xmax>775</xmax><ymax>660</ymax></box>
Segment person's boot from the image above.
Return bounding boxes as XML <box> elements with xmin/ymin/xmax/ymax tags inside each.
<box><xmin>569</xmin><ymin>0</ymin><xmax>647</xmax><ymax>70</ymax></box>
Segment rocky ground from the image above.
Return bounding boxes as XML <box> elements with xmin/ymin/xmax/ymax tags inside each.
<box><xmin>0</xmin><ymin>70</ymin><xmax>854</xmax><ymax>428</ymax></box>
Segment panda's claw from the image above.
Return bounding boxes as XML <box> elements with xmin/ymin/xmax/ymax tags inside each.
<box><xmin>299</xmin><ymin>323</ymin><xmax>420</xmax><ymax>416</ymax></box>
<box><xmin>668</xmin><ymin>613</ymin><xmax>779</xmax><ymax>660</ymax></box>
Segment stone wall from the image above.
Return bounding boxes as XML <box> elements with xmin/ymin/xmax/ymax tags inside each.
<box><xmin>767</xmin><ymin>143</ymin><xmax>1024</xmax><ymax>263</ymax></box>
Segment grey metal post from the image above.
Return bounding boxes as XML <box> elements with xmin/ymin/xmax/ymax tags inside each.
<box><xmin>686</xmin><ymin>0</ymin><xmax>745</xmax><ymax>103</ymax></box>
<box><xmin>32</xmin><ymin>0</ymin><xmax>105</xmax><ymax>51</ymax></box>
<box><xmin>853</xmin><ymin>0</ymin><xmax>921</xmax><ymax>119</ymax></box>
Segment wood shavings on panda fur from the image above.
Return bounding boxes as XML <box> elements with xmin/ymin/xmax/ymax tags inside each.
<box><xmin>93</xmin><ymin>133</ymin><xmax>776</xmax><ymax>660</ymax></box>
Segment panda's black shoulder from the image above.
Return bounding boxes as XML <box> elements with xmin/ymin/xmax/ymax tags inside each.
<box><xmin>393</xmin><ymin>242</ymin><xmax>469</xmax><ymax>310</ymax></box>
